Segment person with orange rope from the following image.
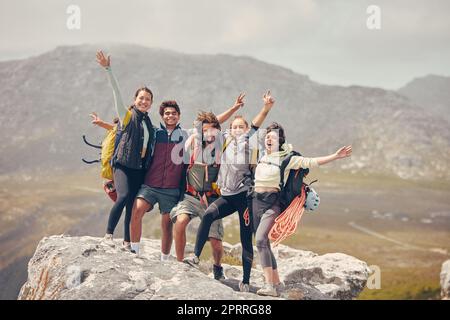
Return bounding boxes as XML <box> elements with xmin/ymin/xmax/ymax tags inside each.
<box><xmin>251</xmin><ymin>122</ymin><xmax>352</xmax><ymax>297</ymax></box>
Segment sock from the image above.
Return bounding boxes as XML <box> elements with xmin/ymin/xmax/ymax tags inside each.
<box><xmin>161</xmin><ymin>253</ymin><xmax>170</xmax><ymax>261</ymax></box>
<box><xmin>131</xmin><ymin>242</ymin><xmax>140</xmax><ymax>255</ymax></box>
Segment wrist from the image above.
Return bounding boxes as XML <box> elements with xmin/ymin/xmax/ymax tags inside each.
<box><xmin>263</xmin><ymin>105</ymin><xmax>272</xmax><ymax>112</ymax></box>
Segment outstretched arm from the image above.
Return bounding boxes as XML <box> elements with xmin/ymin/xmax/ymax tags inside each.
<box><xmin>315</xmin><ymin>146</ymin><xmax>353</xmax><ymax>165</ymax></box>
<box><xmin>290</xmin><ymin>146</ymin><xmax>353</xmax><ymax>169</ymax></box>
<box><xmin>216</xmin><ymin>93</ymin><xmax>245</xmax><ymax>124</ymax></box>
<box><xmin>90</xmin><ymin>112</ymin><xmax>115</xmax><ymax>131</ymax></box>
<box><xmin>251</xmin><ymin>90</ymin><xmax>275</xmax><ymax>127</ymax></box>
<box><xmin>96</xmin><ymin>51</ymin><xmax>127</xmax><ymax>122</ymax></box>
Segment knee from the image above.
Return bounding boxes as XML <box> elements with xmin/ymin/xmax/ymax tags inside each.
<box><xmin>174</xmin><ymin>216</ymin><xmax>189</xmax><ymax>233</ymax></box>
<box><xmin>161</xmin><ymin>214</ymin><xmax>173</xmax><ymax>229</ymax></box>
<box><xmin>209</xmin><ymin>238</ymin><xmax>223</xmax><ymax>251</ymax></box>
<box><xmin>131</xmin><ymin>200</ymin><xmax>147</xmax><ymax>221</ymax></box>
<box><xmin>241</xmin><ymin>241</ymin><xmax>254</xmax><ymax>257</ymax></box>
<box><xmin>255</xmin><ymin>235</ymin><xmax>269</xmax><ymax>250</ymax></box>
<box><xmin>116</xmin><ymin>193</ymin><xmax>129</xmax><ymax>205</ymax></box>
<box><xmin>176</xmin><ymin>214</ymin><xmax>190</xmax><ymax>227</ymax></box>
<box><xmin>202</xmin><ymin>209</ymin><xmax>216</xmax><ymax>224</ymax></box>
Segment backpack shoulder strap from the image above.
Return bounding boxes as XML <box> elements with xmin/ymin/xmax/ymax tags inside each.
<box><xmin>222</xmin><ymin>136</ymin><xmax>233</xmax><ymax>152</ymax></box>
<box><xmin>122</xmin><ymin>108</ymin><xmax>133</xmax><ymax>129</ymax></box>
<box><xmin>279</xmin><ymin>151</ymin><xmax>301</xmax><ymax>189</ymax></box>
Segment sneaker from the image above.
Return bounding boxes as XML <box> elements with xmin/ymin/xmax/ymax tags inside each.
<box><xmin>256</xmin><ymin>283</ymin><xmax>279</xmax><ymax>297</ymax></box>
<box><xmin>101</xmin><ymin>234</ymin><xmax>115</xmax><ymax>247</ymax></box>
<box><xmin>122</xmin><ymin>241</ymin><xmax>132</xmax><ymax>251</ymax></box>
<box><xmin>275</xmin><ymin>282</ymin><xmax>286</xmax><ymax>295</ymax></box>
<box><xmin>213</xmin><ymin>264</ymin><xmax>225</xmax><ymax>280</ymax></box>
<box><xmin>183</xmin><ymin>255</ymin><xmax>200</xmax><ymax>267</ymax></box>
<box><xmin>161</xmin><ymin>254</ymin><xmax>177</xmax><ymax>262</ymax></box>
<box><xmin>239</xmin><ymin>281</ymin><xmax>250</xmax><ymax>293</ymax></box>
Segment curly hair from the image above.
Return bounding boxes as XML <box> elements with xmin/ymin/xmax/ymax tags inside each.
<box><xmin>159</xmin><ymin>100</ymin><xmax>180</xmax><ymax>116</ymax></box>
<box><xmin>196</xmin><ymin>111</ymin><xmax>221</xmax><ymax>130</ymax></box>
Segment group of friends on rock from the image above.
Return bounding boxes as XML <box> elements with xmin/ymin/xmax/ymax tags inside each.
<box><xmin>88</xmin><ymin>50</ymin><xmax>352</xmax><ymax>297</ymax></box>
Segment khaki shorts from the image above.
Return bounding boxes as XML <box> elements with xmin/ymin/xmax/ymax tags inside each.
<box><xmin>170</xmin><ymin>194</ymin><xmax>224</xmax><ymax>241</ymax></box>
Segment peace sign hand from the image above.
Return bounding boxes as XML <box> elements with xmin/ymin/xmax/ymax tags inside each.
<box><xmin>90</xmin><ymin>112</ymin><xmax>102</xmax><ymax>125</ymax></box>
<box><xmin>232</xmin><ymin>93</ymin><xmax>246</xmax><ymax>110</ymax></box>
<box><xmin>263</xmin><ymin>90</ymin><xmax>275</xmax><ymax>109</ymax></box>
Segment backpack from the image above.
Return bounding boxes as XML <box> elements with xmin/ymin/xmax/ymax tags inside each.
<box><xmin>82</xmin><ymin>110</ymin><xmax>132</xmax><ymax>200</ymax></box>
<box><xmin>101</xmin><ymin>110</ymin><xmax>132</xmax><ymax>180</ymax></box>
<box><xmin>265</xmin><ymin>150</ymin><xmax>316</xmax><ymax>247</ymax></box>
<box><xmin>278</xmin><ymin>151</ymin><xmax>309</xmax><ymax>211</ymax></box>
<box><xmin>186</xmin><ymin>138</ymin><xmax>221</xmax><ymax>204</ymax></box>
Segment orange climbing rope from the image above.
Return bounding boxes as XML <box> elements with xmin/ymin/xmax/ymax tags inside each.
<box><xmin>269</xmin><ymin>184</ymin><xmax>306</xmax><ymax>247</ymax></box>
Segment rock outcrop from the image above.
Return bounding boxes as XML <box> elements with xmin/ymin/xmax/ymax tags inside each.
<box><xmin>441</xmin><ymin>260</ymin><xmax>450</xmax><ymax>300</ymax></box>
<box><xmin>18</xmin><ymin>235</ymin><xmax>370</xmax><ymax>300</ymax></box>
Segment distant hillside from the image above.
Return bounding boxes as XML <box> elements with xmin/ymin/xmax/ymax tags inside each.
<box><xmin>0</xmin><ymin>44</ymin><xmax>449</xmax><ymax>180</ymax></box>
<box><xmin>398</xmin><ymin>74</ymin><xmax>450</xmax><ymax>123</ymax></box>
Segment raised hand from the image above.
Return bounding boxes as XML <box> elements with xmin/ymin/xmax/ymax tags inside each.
<box><xmin>232</xmin><ymin>93</ymin><xmax>246</xmax><ymax>110</ymax></box>
<box><xmin>263</xmin><ymin>90</ymin><xmax>275</xmax><ymax>109</ymax></box>
<box><xmin>96</xmin><ymin>50</ymin><xmax>111</xmax><ymax>68</ymax></box>
<box><xmin>90</xmin><ymin>112</ymin><xmax>102</xmax><ymax>125</ymax></box>
<box><xmin>335</xmin><ymin>146</ymin><xmax>352</xmax><ymax>159</ymax></box>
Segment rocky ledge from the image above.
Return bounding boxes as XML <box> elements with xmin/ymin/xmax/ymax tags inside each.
<box><xmin>18</xmin><ymin>235</ymin><xmax>371</xmax><ymax>300</ymax></box>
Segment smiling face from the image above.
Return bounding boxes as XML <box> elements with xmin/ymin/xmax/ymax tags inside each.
<box><xmin>162</xmin><ymin>107</ymin><xmax>180</xmax><ymax>129</ymax></box>
<box><xmin>230</xmin><ymin>117</ymin><xmax>249</xmax><ymax>138</ymax></box>
<box><xmin>265</xmin><ymin>131</ymin><xmax>280</xmax><ymax>154</ymax></box>
<box><xmin>202</xmin><ymin>123</ymin><xmax>219</xmax><ymax>144</ymax></box>
<box><xmin>134</xmin><ymin>89</ymin><xmax>153</xmax><ymax>113</ymax></box>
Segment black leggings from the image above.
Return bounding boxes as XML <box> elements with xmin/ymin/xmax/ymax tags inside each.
<box><xmin>106</xmin><ymin>163</ymin><xmax>144</xmax><ymax>242</ymax></box>
<box><xmin>194</xmin><ymin>191</ymin><xmax>253</xmax><ymax>284</ymax></box>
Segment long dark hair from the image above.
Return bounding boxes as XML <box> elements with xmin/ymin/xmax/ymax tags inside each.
<box><xmin>134</xmin><ymin>87</ymin><xmax>153</xmax><ymax>101</ymax></box>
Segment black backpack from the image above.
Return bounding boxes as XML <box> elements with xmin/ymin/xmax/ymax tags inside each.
<box><xmin>278</xmin><ymin>151</ymin><xmax>309</xmax><ymax>211</ymax></box>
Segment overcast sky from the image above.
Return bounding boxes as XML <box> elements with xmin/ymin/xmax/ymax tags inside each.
<box><xmin>1</xmin><ymin>0</ymin><xmax>449</xmax><ymax>89</ymax></box>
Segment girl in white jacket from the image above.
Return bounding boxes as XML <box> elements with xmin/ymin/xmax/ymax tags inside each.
<box><xmin>252</xmin><ymin>122</ymin><xmax>352</xmax><ymax>297</ymax></box>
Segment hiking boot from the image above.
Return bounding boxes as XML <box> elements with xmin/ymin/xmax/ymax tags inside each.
<box><xmin>213</xmin><ymin>264</ymin><xmax>225</xmax><ymax>280</ymax></box>
<box><xmin>239</xmin><ymin>281</ymin><xmax>250</xmax><ymax>293</ymax></box>
<box><xmin>101</xmin><ymin>234</ymin><xmax>115</xmax><ymax>247</ymax></box>
<box><xmin>257</xmin><ymin>284</ymin><xmax>279</xmax><ymax>297</ymax></box>
<box><xmin>183</xmin><ymin>255</ymin><xmax>200</xmax><ymax>267</ymax></box>
<box><xmin>275</xmin><ymin>282</ymin><xmax>286</xmax><ymax>295</ymax></box>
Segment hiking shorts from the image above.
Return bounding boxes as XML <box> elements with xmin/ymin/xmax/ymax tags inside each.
<box><xmin>136</xmin><ymin>185</ymin><xmax>180</xmax><ymax>214</ymax></box>
<box><xmin>170</xmin><ymin>194</ymin><xmax>224</xmax><ymax>241</ymax></box>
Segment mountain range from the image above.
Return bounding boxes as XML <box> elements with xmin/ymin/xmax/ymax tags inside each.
<box><xmin>0</xmin><ymin>44</ymin><xmax>449</xmax><ymax>180</ymax></box>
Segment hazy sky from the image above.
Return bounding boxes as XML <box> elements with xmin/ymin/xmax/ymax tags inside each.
<box><xmin>1</xmin><ymin>0</ymin><xmax>449</xmax><ymax>89</ymax></box>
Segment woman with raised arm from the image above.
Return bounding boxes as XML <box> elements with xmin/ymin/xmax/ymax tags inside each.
<box><xmin>252</xmin><ymin>122</ymin><xmax>352</xmax><ymax>297</ymax></box>
<box><xmin>95</xmin><ymin>50</ymin><xmax>155</xmax><ymax>249</ymax></box>
<box><xmin>184</xmin><ymin>91</ymin><xmax>275</xmax><ymax>292</ymax></box>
